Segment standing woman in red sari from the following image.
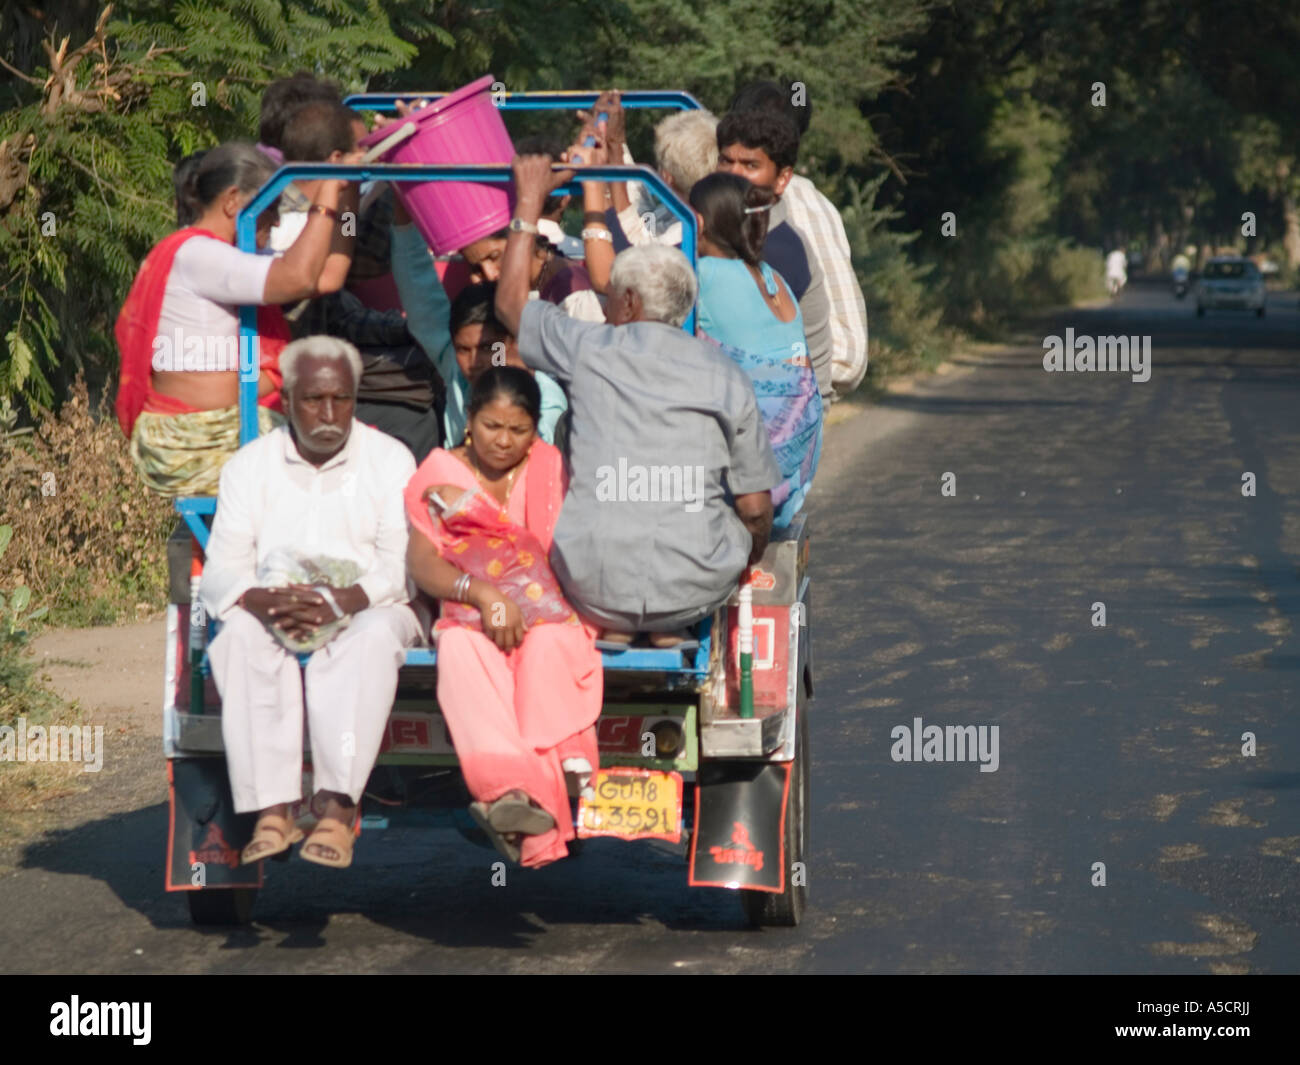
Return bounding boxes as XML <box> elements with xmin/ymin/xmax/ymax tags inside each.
<box><xmin>404</xmin><ymin>368</ymin><xmax>603</xmax><ymax>868</ymax></box>
<box><xmin>115</xmin><ymin>141</ymin><xmax>356</xmax><ymax>496</ymax></box>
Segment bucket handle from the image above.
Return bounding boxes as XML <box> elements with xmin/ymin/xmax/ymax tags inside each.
<box><xmin>361</xmin><ymin>121</ymin><xmax>418</xmax><ymax>163</ymax></box>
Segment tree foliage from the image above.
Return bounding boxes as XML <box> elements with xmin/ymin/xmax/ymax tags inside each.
<box><xmin>2</xmin><ymin>0</ymin><xmax>1296</xmax><ymax>409</ymax></box>
<box><xmin>0</xmin><ymin>1</ymin><xmax>428</xmax><ymax>408</ymax></box>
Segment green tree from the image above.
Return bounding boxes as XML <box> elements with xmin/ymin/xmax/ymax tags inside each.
<box><xmin>0</xmin><ymin>1</ymin><xmax>428</xmax><ymax>409</ymax></box>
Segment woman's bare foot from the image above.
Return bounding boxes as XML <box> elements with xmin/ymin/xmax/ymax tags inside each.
<box><xmin>600</xmin><ymin>629</ymin><xmax>634</xmax><ymax>644</ymax></box>
<box><xmin>649</xmin><ymin>629</ymin><xmax>692</xmax><ymax>648</ymax></box>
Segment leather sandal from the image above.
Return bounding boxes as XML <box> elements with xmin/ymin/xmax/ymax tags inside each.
<box><xmin>299</xmin><ymin>814</ymin><xmax>357</xmax><ymax>869</ymax></box>
<box><xmin>241</xmin><ymin>813</ymin><xmax>304</xmax><ymax>865</ymax></box>
<box><xmin>487</xmin><ymin>790</ymin><xmax>555</xmax><ymax>836</ymax></box>
<box><xmin>468</xmin><ymin>801</ymin><xmax>522</xmax><ymax>864</ymax></box>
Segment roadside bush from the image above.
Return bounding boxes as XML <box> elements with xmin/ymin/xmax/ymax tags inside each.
<box><xmin>0</xmin><ymin>523</ymin><xmax>55</xmax><ymax>724</ymax></box>
<box><xmin>841</xmin><ymin>173</ymin><xmax>951</xmax><ymax>388</ymax></box>
<box><xmin>0</xmin><ymin>377</ymin><xmax>173</xmax><ymax>626</ymax></box>
<box><xmin>1040</xmin><ymin>243</ymin><xmax>1108</xmax><ymax>305</ymax></box>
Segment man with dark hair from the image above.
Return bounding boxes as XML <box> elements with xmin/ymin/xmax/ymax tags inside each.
<box><xmin>258</xmin><ymin>73</ymin><xmax>342</xmax><ymax>158</ymax></box>
<box><xmin>281</xmin><ymin>101</ymin><xmax>357</xmax><ymax>168</ymax></box>
<box><xmin>715</xmin><ymin>109</ymin><xmax>834</xmax><ymax>401</ymax></box>
<box><xmin>727</xmin><ymin>79</ymin><xmax>868</xmax><ymax>399</ymax></box>
<box><xmin>270</xmin><ymin>99</ymin><xmax>361</xmax><ymax>255</ymax></box>
<box><xmin>448</xmin><ymin>282</ymin><xmax>567</xmax><ymax>442</ymax></box>
<box><xmin>729</xmin><ymin>79</ymin><xmax>810</xmax><ymax>135</ymax></box>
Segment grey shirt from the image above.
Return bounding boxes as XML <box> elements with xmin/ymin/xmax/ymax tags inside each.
<box><xmin>518</xmin><ymin>300</ymin><xmax>781</xmax><ymax>630</ymax></box>
<box><xmin>771</xmin><ymin>198</ymin><xmax>834</xmax><ymax>401</ymax></box>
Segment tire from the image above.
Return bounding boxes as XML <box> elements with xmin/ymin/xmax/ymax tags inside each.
<box><xmin>187</xmin><ymin>887</ymin><xmax>257</xmax><ymax>926</ymax></box>
<box><xmin>1196</xmin><ymin>304</ymin><xmax>1205</xmax><ymax>317</ymax></box>
<box><xmin>1256</xmin><ymin>306</ymin><xmax>1266</xmax><ymax>318</ymax></box>
<box><xmin>742</xmin><ymin>704</ymin><xmax>809</xmax><ymax>928</ymax></box>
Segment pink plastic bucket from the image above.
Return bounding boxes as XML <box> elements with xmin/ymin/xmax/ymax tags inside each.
<box><xmin>358</xmin><ymin>74</ymin><xmax>514</xmax><ymax>254</ymax></box>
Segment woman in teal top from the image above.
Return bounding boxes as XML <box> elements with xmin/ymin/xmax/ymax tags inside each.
<box><xmin>690</xmin><ymin>172</ymin><xmax>822</xmax><ymax>528</ymax></box>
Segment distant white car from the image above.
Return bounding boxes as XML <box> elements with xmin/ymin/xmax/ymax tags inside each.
<box><xmin>1195</xmin><ymin>257</ymin><xmax>1266</xmax><ymax>317</ymax></box>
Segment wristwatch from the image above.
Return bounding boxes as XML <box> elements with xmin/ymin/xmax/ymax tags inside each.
<box><xmin>508</xmin><ymin>217</ymin><xmax>539</xmax><ymax>236</ymax></box>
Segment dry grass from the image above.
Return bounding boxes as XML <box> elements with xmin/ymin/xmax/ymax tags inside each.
<box><xmin>1</xmin><ymin>378</ymin><xmax>174</xmax><ymax>627</ymax></box>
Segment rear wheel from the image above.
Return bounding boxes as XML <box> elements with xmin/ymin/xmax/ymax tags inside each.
<box><xmin>187</xmin><ymin>887</ymin><xmax>257</xmax><ymax>926</ymax></box>
<box><xmin>1196</xmin><ymin>304</ymin><xmax>1205</xmax><ymax>317</ymax></box>
<box><xmin>1256</xmin><ymin>306</ymin><xmax>1266</xmax><ymax>318</ymax></box>
<box><xmin>742</xmin><ymin>705</ymin><xmax>809</xmax><ymax>928</ymax></box>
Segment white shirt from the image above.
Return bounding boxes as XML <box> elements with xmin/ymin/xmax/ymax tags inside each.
<box><xmin>782</xmin><ymin>175</ymin><xmax>869</xmax><ymax>398</ymax></box>
<box><xmin>269</xmin><ymin>209</ymin><xmax>309</xmax><ymax>253</ymax></box>
<box><xmin>154</xmin><ymin>237</ymin><xmax>275</xmax><ymax>372</ymax></box>
<box><xmin>199</xmin><ymin>422</ymin><xmax>415</xmax><ymax>621</ymax></box>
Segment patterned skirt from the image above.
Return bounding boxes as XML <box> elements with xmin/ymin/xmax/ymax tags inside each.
<box><xmin>129</xmin><ymin>405</ymin><xmax>281</xmax><ymax>498</ymax></box>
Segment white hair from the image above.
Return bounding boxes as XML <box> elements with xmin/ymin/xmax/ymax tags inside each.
<box><xmin>609</xmin><ymin>245</ymin><xmax>698</xmax><ymax>327</ymax></box>
<box><xmin>280</xmin><ymin>335</ymin><xmax>363</xmax><ymax>394</ymax></box>
<box><xmin>654</xmin><ymin>110</ymin><xmax>719</xmax><ymax>197</ymax></box>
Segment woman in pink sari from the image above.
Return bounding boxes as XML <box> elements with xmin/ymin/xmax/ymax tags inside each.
<box><xmin>404</xmin><ymin>367</ymin><xmax>602</xmax><ymax>867</ymax></box>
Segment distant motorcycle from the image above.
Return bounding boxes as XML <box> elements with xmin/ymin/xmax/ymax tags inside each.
<box><xmin>1172</xmin><ymin>265</ymin><xmax>1189</xmax><ymax>300</ymax></box>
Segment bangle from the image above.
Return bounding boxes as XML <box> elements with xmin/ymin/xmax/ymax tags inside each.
<box><xmin>583</xmin><ymin>211</ymin><xmax>607</xmax><ymax>225</ymax></box>
<box><xmin>313</xmin><ymin>585</ymin><xmax>345</xmax><ymax>619</ymax></box>
<box><xmin>309</xmin><ymin>203</ymin><xmax>339</xmax><ymax>220</ymax></box>
<box><xmin>581</xmin><ymin>227</ymin><xmax>613</xmax><ymax>242</ymax></box>
<box><xmin>453</xmin><ymin>573</ymin><xmax>472</xmax><ymax>602</ymax></box>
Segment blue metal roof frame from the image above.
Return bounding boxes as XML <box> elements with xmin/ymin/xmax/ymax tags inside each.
<box><xmin>342</xmin><ymin>89</ymin><xmax>704</xmax><ymax>115</ymax></box>
<box><xmin>234</xmin><ymin>161</ymin><xmax>698</xmax><ymax>445</ymax></box>
<box><xmin>175</xmin><ymin>159</ymin><xmax>709</xmax><ymax>678</ymax></box>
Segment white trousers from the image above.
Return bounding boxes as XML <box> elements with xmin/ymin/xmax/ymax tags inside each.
<box><xmin>208</xmin><ymin>605</ymin><xmax>420</xmax><ymax>813</ymax></box>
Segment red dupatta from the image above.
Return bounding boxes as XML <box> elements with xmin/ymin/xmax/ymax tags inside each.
<box><xmin>114</xmin><ymin>226</ymin><xmax>289</xmax><ymax>438</ymax></box>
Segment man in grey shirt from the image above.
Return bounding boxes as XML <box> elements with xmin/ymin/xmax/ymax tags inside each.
<box><xmin>497</xmin><ymin>155</ymin><xmax>781</xmax><ymax>636</ymax></box>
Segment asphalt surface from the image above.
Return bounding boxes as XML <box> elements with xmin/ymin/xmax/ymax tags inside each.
<box><xmin>2</xmin><ymin>280</ymin><xmax>1298</xmax><ymax>973</ymax></box>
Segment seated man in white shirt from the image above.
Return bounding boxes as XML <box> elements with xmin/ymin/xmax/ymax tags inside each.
<box><xmin>199</xmin><ymin>336</ymin><xmax>421</xmax><ymax>870</ymax></box>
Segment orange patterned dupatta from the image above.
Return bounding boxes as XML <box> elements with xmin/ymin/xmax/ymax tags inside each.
<box><xmin>431</xmin><ymin>440</ymin><xmax>574</xmax><ymax>634</ymax></box>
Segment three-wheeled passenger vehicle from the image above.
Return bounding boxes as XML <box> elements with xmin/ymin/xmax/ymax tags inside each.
<box><xmin>161</xmin><ymin>89</ymin><xmax>813</xmax><ymax>928</ymax></box>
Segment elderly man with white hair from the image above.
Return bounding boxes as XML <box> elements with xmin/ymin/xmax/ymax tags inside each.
<box><xmin>496</xmin><ymin>154</ymin><xmax>781</xmax><ymax>644</ymax></box>
<box><xmin>200</xmin><ymin>335</ymin><xmax>420</xmax><ymax>868</ymax></box>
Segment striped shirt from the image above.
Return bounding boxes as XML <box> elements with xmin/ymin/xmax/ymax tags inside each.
<box><xmin>782</xmin><ymin>175</ymin><xmax>869</xmax><ymax>397</ymax></box>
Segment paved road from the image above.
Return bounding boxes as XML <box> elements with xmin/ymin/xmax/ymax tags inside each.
<box><xmin>3</xmin><ymin>281</ymin><xmax>1298</xmax><ymax>973</ymax></box>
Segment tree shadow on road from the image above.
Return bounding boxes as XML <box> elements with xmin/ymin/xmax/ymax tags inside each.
<box><xmin>15</xmin><ymin>801</ymin><xmax>759</xmax><ymax>963</ymax></box>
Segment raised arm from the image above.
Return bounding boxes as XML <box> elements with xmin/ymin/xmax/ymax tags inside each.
<box><xmin>310</xmin><ymin>178</ymin><xmax>360</xmax><ymax>295</ymax></box>
<box><xmin>390</xmin><ymin>197</ymin><xmax>456</xmax><ymax>385</ymax></box>
<box><xmin>496</xmin><ymin>154</ymin><xmax>575</xmax><ymax>336</ymax></box>
<box><xmin>263</xmin><ymin>175</ymin><xmax>355</xmax><ymax>304</ymax></box>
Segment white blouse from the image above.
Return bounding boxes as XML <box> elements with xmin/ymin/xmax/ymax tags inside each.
<box><xmin>152</xmin><ymin>236</ymin><xmax>275</xmax><ymax>373</ymax></box>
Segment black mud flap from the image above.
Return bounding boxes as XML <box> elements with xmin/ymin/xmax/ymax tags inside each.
<box><xmin>166</xmin><ymin>758</ymin><xmax>263</xmax><ymax>892</ymax></box>
<box><xmin>688</xmin><ymin>761</ymin><xmax>791</xmax><ymax>893</ymax></box>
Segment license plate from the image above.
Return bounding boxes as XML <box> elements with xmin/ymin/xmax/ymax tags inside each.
<box><xmin>577</xmin><ymin>768</ymin><xmax>683</xmax><ymax>843</ymax></box>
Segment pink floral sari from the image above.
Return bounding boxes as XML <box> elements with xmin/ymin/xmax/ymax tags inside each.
<box><xmin>403</xmin><ymin>440</ymin><xmax>602</xmax><ymax>867</ymax></box>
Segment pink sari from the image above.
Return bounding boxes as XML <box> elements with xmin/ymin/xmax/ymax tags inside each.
<box><xmin>404</xmin><ymin>440</ymin><xmax>602</xmax><ymax>867</ymax></box>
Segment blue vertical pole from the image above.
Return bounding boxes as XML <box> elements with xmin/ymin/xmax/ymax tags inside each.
<box><xmin>235</xmin><ymin>209</ymin><xmax>262</xmax><ymax>446</ymax></box>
